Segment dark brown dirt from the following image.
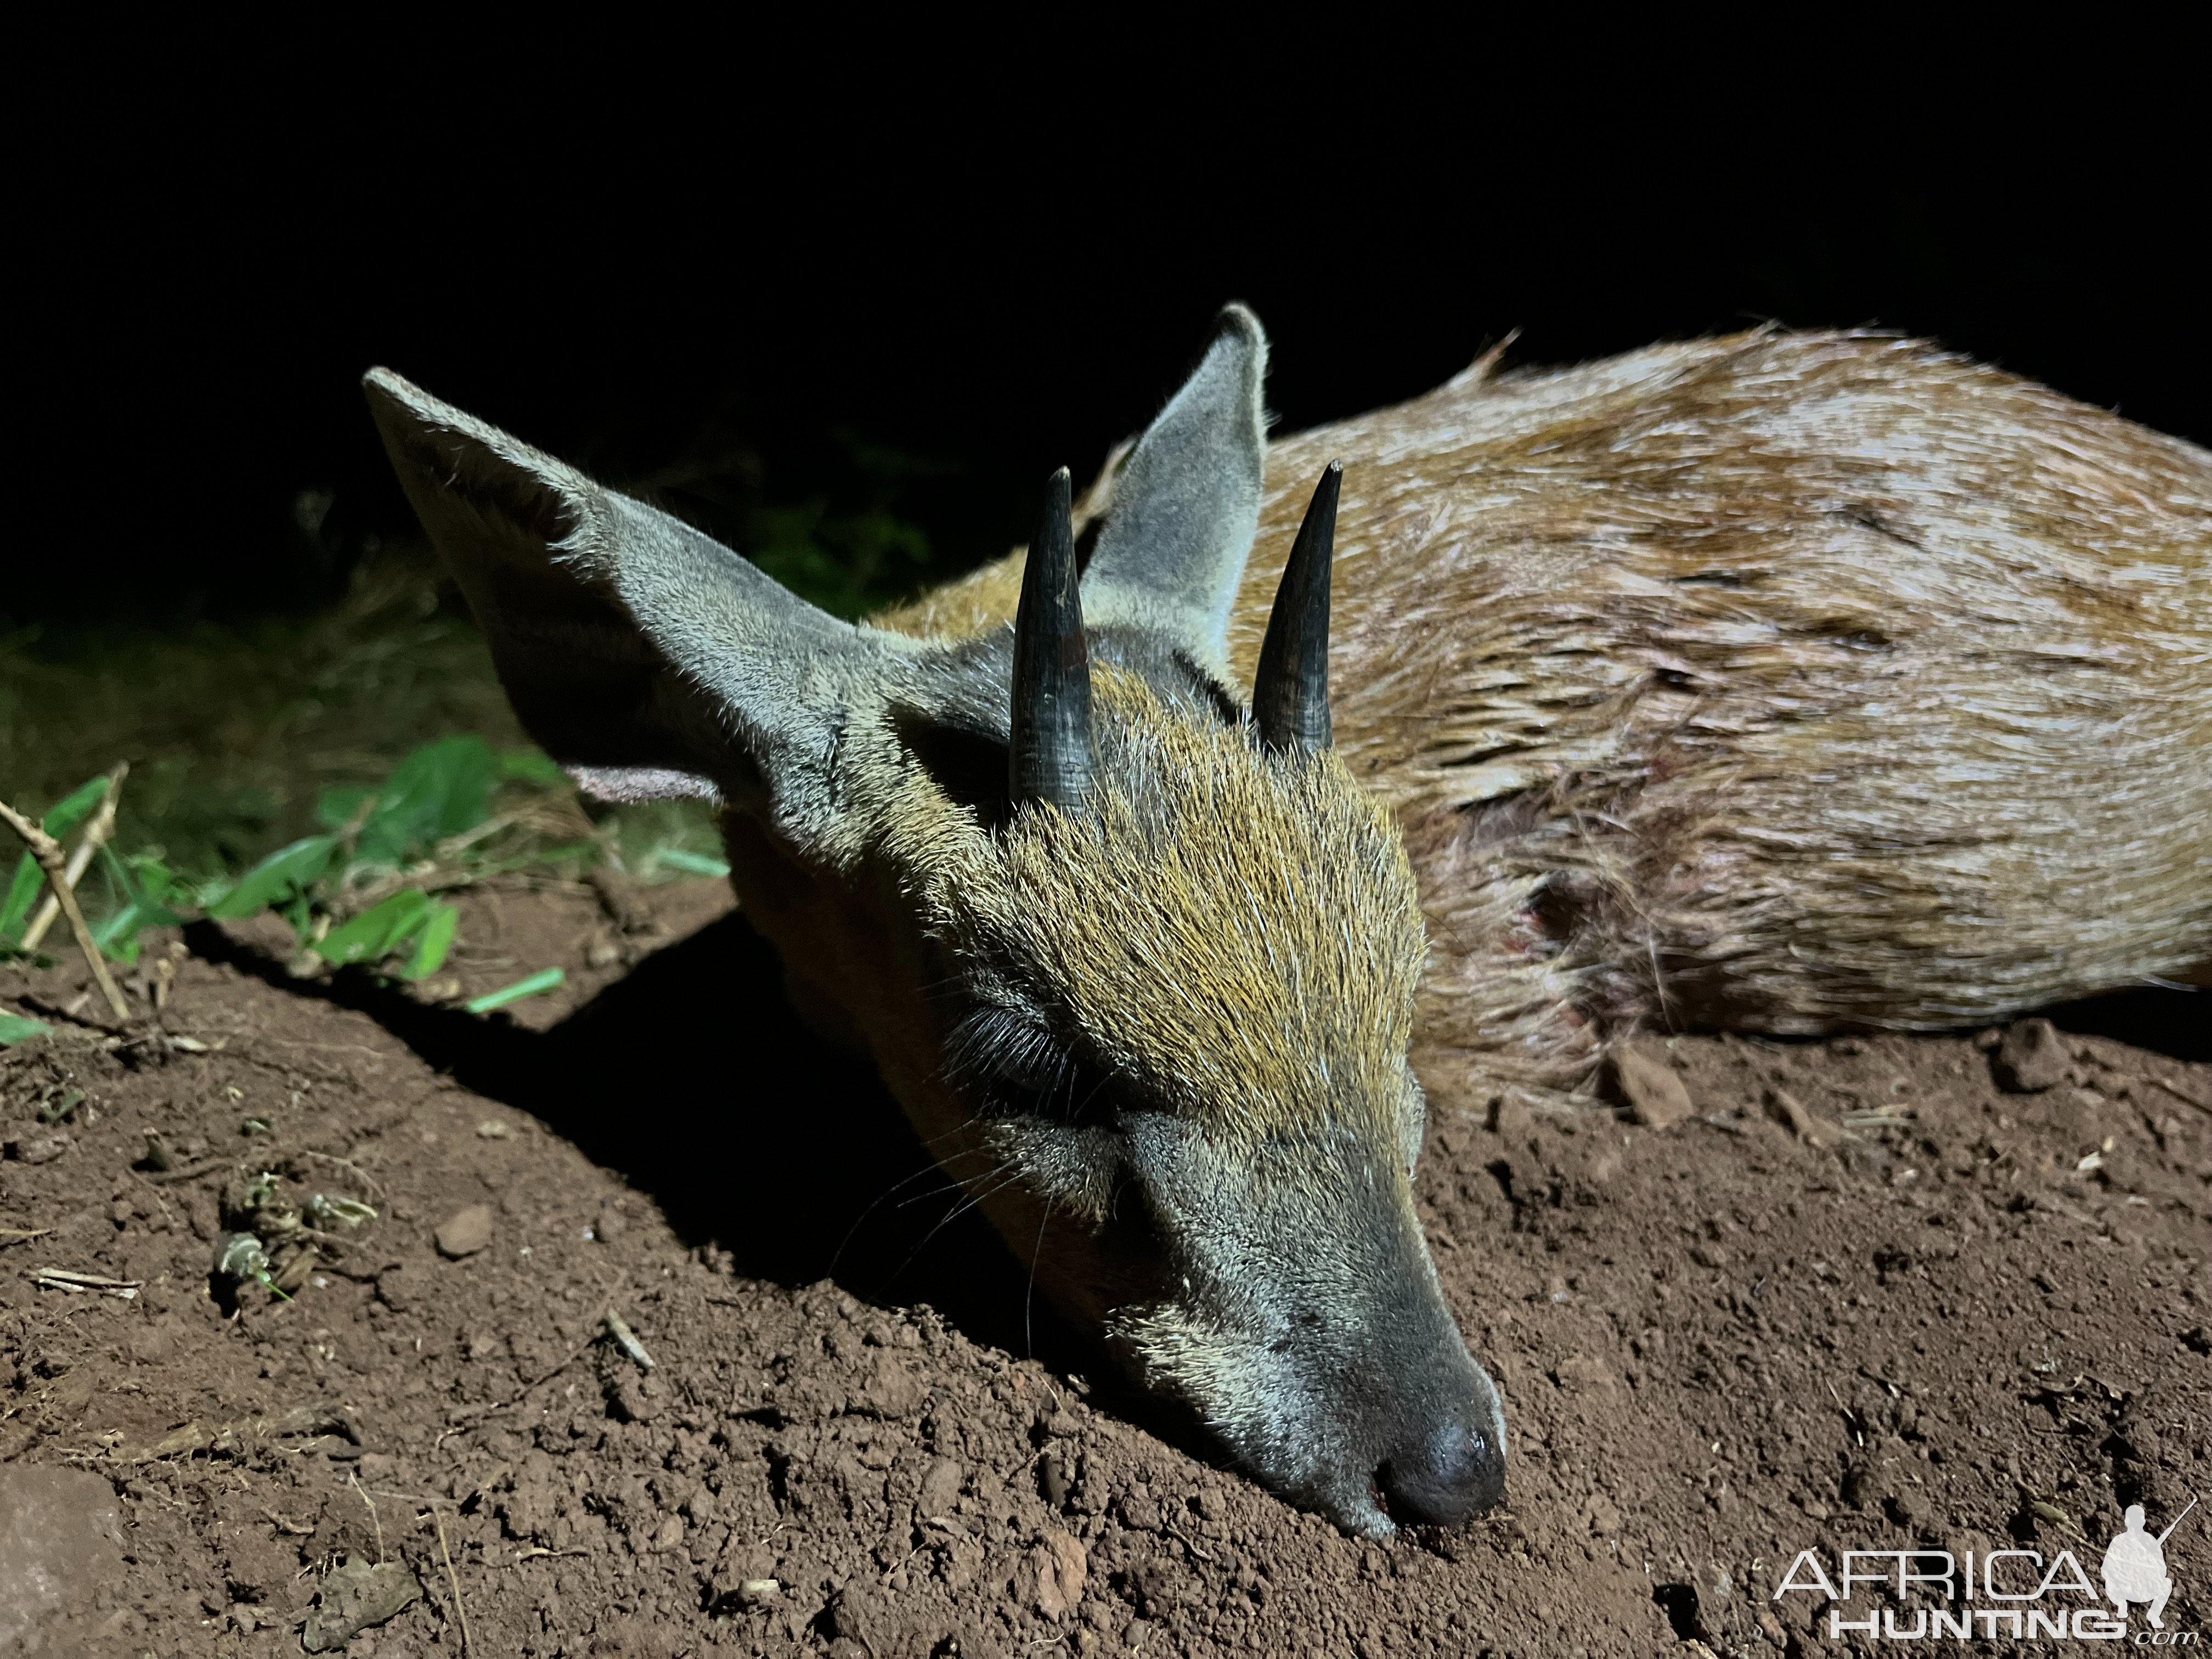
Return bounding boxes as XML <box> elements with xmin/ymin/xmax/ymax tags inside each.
<box><xmin>3</xmin><ymin>879</ymin><xmax>2208</xmax><ymax>1658</ymax></box>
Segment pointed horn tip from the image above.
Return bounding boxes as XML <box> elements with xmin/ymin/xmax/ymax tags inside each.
<box><xmin>1324</xmin><ymin>458</ymin><xmax>1344</xmax><ymax>476</ymax></box>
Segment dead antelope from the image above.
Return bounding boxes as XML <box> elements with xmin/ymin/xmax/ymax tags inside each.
<box><xmin>365</xmin><ymin>308</ymin><xmax>2210</xmax><ymax>1537</ymax></box>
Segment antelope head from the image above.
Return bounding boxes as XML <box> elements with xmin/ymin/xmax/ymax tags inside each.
<box><xmin>365</xmin><ymin>306</ymin><xmax>1505</xmax><ymax>1536</ymax></box>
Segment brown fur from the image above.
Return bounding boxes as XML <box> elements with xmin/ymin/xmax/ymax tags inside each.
<box><xmin>878</xmin><ymin>329</ymin><xmax>2212</xmax><ymax>1110</ymax></box>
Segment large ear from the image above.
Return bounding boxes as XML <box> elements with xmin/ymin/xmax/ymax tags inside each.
<box><xmin>363</xmin><ymin>369</ymin><xmax>921</xmax><ymax>836</ymax></box>
<box><xmin>1080</xmin><ymin>304</ymin><xmax>1268</xmax><ymax>681</ymax></box>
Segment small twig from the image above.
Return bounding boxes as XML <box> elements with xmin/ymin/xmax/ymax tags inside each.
<box><xmin>334</xmin><ymin>788</ymin><xmax>380</xmax><ymax>871</ymax></box>
<box><xmin>29</xmin><ymin>1268</ymin><xmax>142</xmax><ymax>1299</ymax></box>
<box><xmin>20</xmin><ymin>764</ymin><xmax>127</xmax><ymax>953</ymax></box>
<box><xmin>0</xmin><ymin>1228</ymin><xmax>54</xmax><ymax>1244</ymax></box>
<box><xmin>259</xmin><ymin>1505</ymin><xmax>316</xmax><ymax>1537</ymax></box>
<box><xmin>603</xmin><ymin>1310</ymin><xmax>655</xmax><ymax>1370</ymax></box>
<box><xmin>433</xmin><ymin>1506</ymin><xmax>473</xmax><ymax>1655</ymax></box>
<box><xmin>433</xmin><ymin>809</ymin><xmax>529</xmax><ymax>862</ymax></box>
<box><xmin>351</xmin><ymin>1470</ymin><xmax>386</xmax><ymax>1564</ymax></box>
<box><xmin>1164</xmin><ymin>1522</ymin><xmax>1217</xmax><ymax>1562</ymax></box>
<box><xmin>2148</xmin><ymin>1075</ymin><xmax>2211</xmax><ymax>1115</ymax></box>
<box><xmin>145</xmin><ymin>1157</ymin><xmax>232</xmax><ymax>1186</ymax></box>
<box><xmin>0</xmin><ymin>795</ymin><xmax>131</xmax><ymax>1022</ymax></box>
<box><xmin>294</xmin><ymin>1147</ymin><xmax>386</xmax><ymax>1198</ymax></box>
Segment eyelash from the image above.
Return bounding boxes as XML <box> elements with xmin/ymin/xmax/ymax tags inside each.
<box><xmin>946</xmin><ymin>1004</ymin><xmax>1111</xmax><ymax>1123</ymax></box>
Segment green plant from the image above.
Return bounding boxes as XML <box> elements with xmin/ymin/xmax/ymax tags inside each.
<box><xmin>194</xmin><ymin>735</ymin><xmax>595</xmax><ymax>983</ymax></box>
<box><xmin>0</xmin><ymin>772</ymin><xmax>117</xmax><ymax>948</ymax></box>
<box><xmin>3</xmin><ymin>737</ymin><xmax>624</xmax><ymax>1002</ymax></box>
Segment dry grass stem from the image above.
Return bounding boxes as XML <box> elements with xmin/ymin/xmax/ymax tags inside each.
<box><xmin>29</xmin><ymin>1268</ymin><xmax>143</xmax><ymax>1298</ymax></box>
<box><xmin>19</xmin><ymin>763</ymin><xmax>127</xmax><ymax>952</ymax></box>
<box><xmin>351</xmin><ymin>1471</ymin><xmax>386</xmax><ymax>1562</ymax></box>
<box><xmin>433</xmin><ymin>1505</ymin><xmax>473</xmax><ymax>1654</ymax></box>
<box><xmin>0</xmin><ymin>794</ymin><xmax>131</xmax><ymax>1021</ymax></box>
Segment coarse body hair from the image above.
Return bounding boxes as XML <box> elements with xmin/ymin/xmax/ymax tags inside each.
<box><xmin>879</xmin><ymin>327</ymin><xmax>2212</xmax><ymax>1110</ymax></box>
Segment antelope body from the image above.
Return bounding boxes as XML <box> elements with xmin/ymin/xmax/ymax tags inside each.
<box><xmin>366</xmin><ymin>309</ymin><xmax>2210</xmax><ymax>1539</ymax></box>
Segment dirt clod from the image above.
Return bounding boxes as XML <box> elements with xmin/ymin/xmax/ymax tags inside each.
<box><xmin>1608</xmin><ymin>1040</ymin><xmax>1695</xmax><ymax>1126</ymax></box>
<box><xmin>1995</xmin><ymin>1015</ymin><xmax>2068</xmax><ymax>1091</ymax></box>
<box><xmin>4</xmin><ymin>1133</ymin><xmax>70</xmax><ymax>1165</ymax></box>
<box><xmin>433</xmin><ymin>1201</ymin><xmax>494</xmax><ymax>1258</ymax></box>
<box><xmin>1029</xmin><ymin>1527</ymin><xmax>1088</xmax><ymax>1620</ymax></box>
<box><xmin>301</xmin><ymin>1554</ymin><xmax>422</xmax><ymax>1652</ymax></box>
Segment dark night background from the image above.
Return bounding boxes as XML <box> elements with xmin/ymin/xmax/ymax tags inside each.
<box><xmin>12</xmin><ymin>106</ymin><xmax>2208</xmax><ymax>630</ymax></box>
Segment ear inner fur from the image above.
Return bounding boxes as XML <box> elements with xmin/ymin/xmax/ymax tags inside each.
<box><xmin>1081</xmin><ymin>303</ymin><xmax>1270</xmax><ymax>681</ymax></box>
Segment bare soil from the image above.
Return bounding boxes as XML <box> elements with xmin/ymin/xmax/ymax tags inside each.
<box><xmin>2</xmin><ymin>879</ymin><xmax>2208</xmax><ymax>1657</ymax></box>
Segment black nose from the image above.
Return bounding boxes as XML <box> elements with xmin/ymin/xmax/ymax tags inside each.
<box><xmin>1377</xmin><ymin>1418</ymin><xmax>1505</xmax><ymax>1526</ymax></box>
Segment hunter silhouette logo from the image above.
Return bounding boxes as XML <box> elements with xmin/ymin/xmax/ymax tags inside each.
<box><xmin>1773</xmin><ymin>1494</ymin><xmax>2199</xmax><ymax>1643</ymax></box>
<box><xmin>2104</xmin><ymin>1498</ymin><xmax>2194</xmax><ymax>1632</ymax></box>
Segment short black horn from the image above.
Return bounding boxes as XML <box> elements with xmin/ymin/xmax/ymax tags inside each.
<box><xmin>1254</xmin><ymin>460</ymin><xmax>1340</xmax><ymax>753</ymax></box>
<box><xmin>1010</xmin><ymin>467</ymin><xmax>1096</xmax><ymax>808</ymax></box>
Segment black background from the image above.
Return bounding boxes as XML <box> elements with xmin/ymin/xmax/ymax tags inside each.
<box><xmin>14</xmin><ymin>84</ymin><xmax>2206</xmax><ymax>627</ymax></box>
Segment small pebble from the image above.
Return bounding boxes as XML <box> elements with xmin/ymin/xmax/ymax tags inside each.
<box><xmin>1994</xmin><ymin>1018</ymin><xmax>2067</xmax><ymax>1093</ymax></box>
<box><xmin>434</xmin><ymin>1203</ymin><xmax>495</xmax><ymax>1259</ymax></box>
<box><xmin>1608</xmin><ymin>1042</ymin><xmax>1694</xmax><ymax>1128</ymax></box>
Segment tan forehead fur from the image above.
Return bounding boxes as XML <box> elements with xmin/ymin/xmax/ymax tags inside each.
<box><xmin>875</xmin><ymin>670</ymin><xmax>1425</xmax><ymax>1135</ymax></box>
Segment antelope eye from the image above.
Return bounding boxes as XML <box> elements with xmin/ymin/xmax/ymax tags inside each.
<box><xmin>947</xmin><ymin>1005</ymin><xmax>1116</xmax><ymax>1125</ymax></box>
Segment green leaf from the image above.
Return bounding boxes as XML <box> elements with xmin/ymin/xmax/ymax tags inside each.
<box><xmin>42</xmin><ymin>774</ymin><xmax>117</xmax><ymax>839</ymax></box>
<box><xmin>0</xmin><ymin>1011</ymin><xmax>51</xmax><ymax>1045</ymax></box>
<box><xmin>652</xmin><ymin>848</ymin><xmax>732</xmax><ymax>879</ymax></box>
<box><xmin>0</xmin><ymin>774</ymin><xmax>114</xmax><ymax>944</ymax></box>
<box><xmin>91</xmin><ymin>847</ymin><xmax>186</xmax><ymax>965</ymax></box>
<box><xmin>314</xmin><ymin>784</ymin><xmax>375</xmax><ymax>832</ymax></box>
<box><xmin>466</xmin><ymin>967</ymin><xmax>565</xmax><ymax>1014</ymax></box>
<box><xmin>399</xmin><ymin>901</ymin><xmax>459</xmax><ymax>979</ymax></box>
<box><xmin>354</xmin><ymin>737</ymin><xmax>496</xmax><ymax>867</ymax></box>
<box><xmin>500</xmin><ymin>748</ymin><xmax>568</xmax><ymax>787</ymax></box>
<box><xmin>0</xmin><ymin>856</ymin><xmax>41</xmax><ymax>946</ymax></box>
<box><xmin>204</xmin><ymin>835</ymin><xmax>337</xmax><ymax>919</ymax></box>
<box><xmin>313</xmin><ymin>888</ymin><xmax>433</xmax><ymax>966</ymax></box>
